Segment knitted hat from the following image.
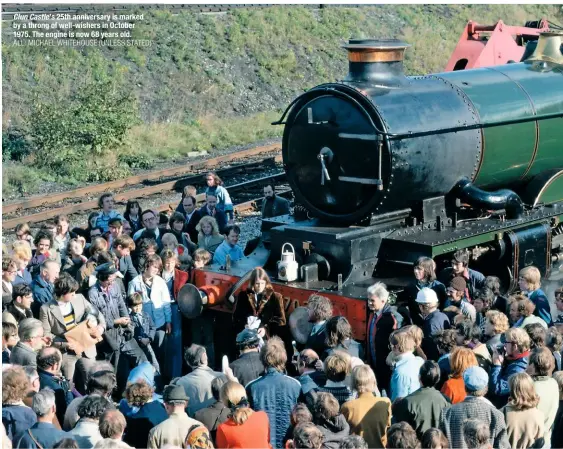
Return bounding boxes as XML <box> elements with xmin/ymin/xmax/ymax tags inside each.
<box><xmin>449</xmin><ymin>276</ymin><xmax>466</xmax><ymax>292</ymax></box>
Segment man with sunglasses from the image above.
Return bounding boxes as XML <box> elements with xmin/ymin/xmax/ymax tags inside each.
<box><xmin>489</xmin><ymin>327</ymin><xmax>530</xmax><ymax>408</ymax></box>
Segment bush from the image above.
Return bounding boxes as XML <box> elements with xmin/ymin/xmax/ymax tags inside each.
<box><xmin>2</xmin><ymin>128</ymin><xmax>31</xmax><ymax>162</ymax></box>
<box><xmin>29</xmin><ymin>80</ymin><xmax>140</xmax><ymax>177</ymax></box>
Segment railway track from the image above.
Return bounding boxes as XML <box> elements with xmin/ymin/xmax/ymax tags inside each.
<box><xmin>2</xmin><ymin>144</ymin><xmax>287</xmax><ymax>230</ymax></box>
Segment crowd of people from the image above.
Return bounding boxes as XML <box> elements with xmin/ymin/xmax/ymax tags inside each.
<box><xmin>2</xmin><ymin>173</ymin><xmax>563</xmax><ymax>449</ymax></box>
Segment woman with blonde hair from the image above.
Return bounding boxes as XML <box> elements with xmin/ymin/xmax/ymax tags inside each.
<box><xmin>233</xmin><ymin>267</ymin><xmax>286</xmax><ymax>338</ymax></box>
<box><xmin>11</xmin><ymin>240</ymin><xmax>33</xmax><ymax>286</ymax></box>
<box><xmin>484</xmin><ymin>309</ymin><xmax>510</xmax><ymax>353</ymax></box>
<box><xmin>195</xmin><ymin>216</ymin><xmax>224</xmax><ymax>255</ymax></box>
<box><xmin>15</xmin><ymin>223</ymin><xmax>33</xmax><ymax>245</ymax></box>
<box><xmin>215</xmin><ymin>381</ymin><xmax>271</xmax><ymax>449</ymax></box>
<box><xmin>518</xmin><ymin>266</ymin><xmax>552</xmax><ymax>326</ymax></box>
<box><xmin>501</xmin><ymin>372</ymin><xmax>545</xmax><ymax>449</ymax></box>
<box><xmin>341</xmin><ymin>365</ymin><xmax>391</xmax><ymax>448</ymax></box>
<box><xmin>440</xmin><ymin>347</ymin><xmax>478</xmax><ymax>404</ymax></box>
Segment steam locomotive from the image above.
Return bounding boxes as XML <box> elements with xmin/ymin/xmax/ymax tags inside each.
<box><xmin>183</xmin><ymin>31</ymin><xmax>563</xmax><ymax>343</ymax></box>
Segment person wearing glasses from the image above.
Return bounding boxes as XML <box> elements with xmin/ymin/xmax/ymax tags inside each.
<box><xmin>133</xmin><ymin>209</ymin><xmax>164</xmax><ymax>248</ymax></box>
<box><xmin>2</xmin><ymin>258</ymin><xmax>18</xmax><ymax>310</ymax></box>
<box><xmin>489</xmin><ymin>327</ymin><xmax>531</xmax><ymax>408</ymax></box>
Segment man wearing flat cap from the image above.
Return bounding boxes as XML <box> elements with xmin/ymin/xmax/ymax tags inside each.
<box><xmin>147</xmin><ymin>385</ymin><xmax>203</xmax><ymax>449</ymax></box>
<box><xmin>88</xmin><ymin>263</ymin><xmax>147</xmax><ymax>393</ymax></box>
<box><xmin>445</xmin><ymin>276</ymin><xmax>477</xmax><ymax>322</ymax></box>
<box><xmin>229</xmin><ymin>329</ymin><xmax>265</xmax><ymax>386</ymax></box>
<box><xmin>440</xmin><ymin>366</ymin><xmax>510</xmax><ymax>449</ymax></box>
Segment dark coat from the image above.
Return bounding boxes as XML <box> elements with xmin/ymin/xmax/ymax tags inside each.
<box><xmin>31</xmin><ymin>276</ymin><xmax>54</xmax><ymax>318</ymax></box>
<box><xmin>367</xmin><ymin>304</ymin><xmax>397</xmax><ymax>393</ymax></box>
<box><xmin>13</xmin><ymin>421</ymin><xmax>71</xmax><ymax>449</ymax></box>
<box><xmin>392</xmin><ymin>387</ymin><xmax>451</xmax><ymax>439</ymax></box>
<box><xmin>230</xmin><ymin>351</ymin><xmax>265</xmax><ymax>386</ymax></box>
<box><xmin>306</xmin><ymin>323</ymin><xmax>329</xmax><ymax>358</ymax></box>
<box><xmin>123</xmin><ymin>400</ymin><xmax>168</xmax><ymax>449</ymax></box>
<box><xmin>195</xmin><ymin>206</ymin><xmax>228</xmax><ymax>236</ymax></box>
<box><xmin>118</xmin><ymin>254</ymin><xmax>138</xmax><ymax>288</ymax></box>
<box><xmin>399</xmin><ymin>280</ymin><xmax>447</xmax><ymax>327</ymax></box>
<box><xmin>315</xmin><ymin>414</ymin><xmax>350</xmax><ymax>449</ymax></box>
<box><xmin>233</xmin><ymin>287</ymin><xmax>287</xmax><ymax>337</ymax></box>
<box><xmin>38</xmin><ymin>369</ymin><xmax>73</xmax><ymax>425</ymax></box>
<box><xmin>130</xmin><ymin>310</ymin><xmax>156</xmax><ymax>342</ymax></box>
<box><xmin>438</xmin><ymin>267</ymin><xmax>486</xmax><ymax>302</ymax></box>
<box><xmin>2</xmin><ymin>404</ymin><xmax>37</xmax><ymax>440</ymax></box>
<box><xmin>194</xmin><ymin>401</ymin><xmax>231</xmax><ymax>443</ymax></box>
<box><xmin>5</xmin><ymin>302</ymin><xmax>33</xmax><ymax>323</ymax></box>
<box><xmin>246</xmin><ymin>368</ymin><xmax>301</xmax><ymax>449</ymax></box>
<box><xmin>421</xmin><ymin>310</ymin><xmax>451</xmax><ymax>361</ymax></box>
<box><xmin>552</xmin><ymin>400</ymin><xmax>563</xmax><ymax>449</ymax></box>
<box><xmin>261</xmin><ymin>195</ymin><xmax>290</xmax><ymax>218</ymax></box>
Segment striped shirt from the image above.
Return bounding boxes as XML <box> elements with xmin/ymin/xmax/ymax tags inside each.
<box><xmin>58</xmin><ymin>301</ymin><xmax>76</xmax><ymax>330</ymax></box>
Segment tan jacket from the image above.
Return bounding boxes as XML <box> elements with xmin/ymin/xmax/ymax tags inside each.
<box><xmin>39</xmin><ymin>294</ymin><xmax>105</xmax><ymax>359</ymax></box>
<box><xmin>341</xmin><ymin>392</ymin><xmax>392</xmax><ymax>448</ymax></box>
<box><xmin>502</xmin><ymin>404</ymin><xmax>544</xmax><ymax>449</ymax></box>
<box><xmin>147</xmin><ymin>411</ymin><xmax>203</xmax><ymax>449</ymax></box>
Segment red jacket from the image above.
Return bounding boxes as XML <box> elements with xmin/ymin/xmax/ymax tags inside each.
<box><xmin>173</xmin><ymin>268</ymin><xmax>189</xmax><ymax>300</ymax></box>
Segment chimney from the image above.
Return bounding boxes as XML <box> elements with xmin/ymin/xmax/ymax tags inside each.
<box><xmin>526</xmin><ymin>31</ymin><xmax>563</xmax><ymax>66</ymax></box>
<box><xmin>343</xmin><ymin>39</ymin><xmax>410</xmax><ymax>87</ymax></box>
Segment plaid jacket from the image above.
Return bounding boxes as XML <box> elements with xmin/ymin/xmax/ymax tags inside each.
<box><xmin>440</xmin><ymin>396</ymin><xmax>510</xmax><ymax>449</ymax></box>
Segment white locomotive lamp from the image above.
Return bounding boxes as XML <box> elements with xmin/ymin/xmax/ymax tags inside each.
<box><xmin>277</xmin><ymin>243</ymin><xmax>299</xmax><ymax>282</ymax></box>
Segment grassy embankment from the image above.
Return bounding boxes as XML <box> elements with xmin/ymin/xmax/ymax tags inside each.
<box><xmin>2</xmin><ymin>4</ymin><xmax>561</xmax><ymax>195</ymax></box>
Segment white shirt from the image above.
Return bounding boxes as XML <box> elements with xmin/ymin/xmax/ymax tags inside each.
<box><xmin>57</xmin><ymin>300</ymin><xmax>73</xmax><ymax>316</ymax></box>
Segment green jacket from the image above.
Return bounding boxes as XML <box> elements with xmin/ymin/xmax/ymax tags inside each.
<box><xmin>392</xmin><ymin>387</ymin><xmax>451</xmax><ymax>439</ymax></box>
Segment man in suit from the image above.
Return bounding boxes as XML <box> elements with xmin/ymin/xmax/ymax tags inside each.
<box><xmin>10</xmin><ymin>318</ymin><xmax>46</xmax><ymax>367</ymax></box>
<box><xmin>261</xmin><ymin>183</ymin><xmax>291</xmax><ymax>219</ymax></box>
<box><xmin>366</xmin><ymin>282</ymin><xmax>397</xmax><ymax>395</ymax></box>
<box><xmin>172</xmin><ymin>344</ymin><xmax>223</xmax><ymax>416</ymax></box>
<box><xmin>111</xmin><ymin>235</ymin><xmax>138</xmax><ymax>289</ymax></box>
<box><xmin>305</xmin><ymin>294</ymin><xmax>333</xmax><ymax>357</ymax></box>
<box><xmin>132</xmin><ymin>209</ymin><xmax>165</xmax><ymax>248</ymax></box>
<box><xmin>179</xmin><ymin>194</ymin><xmax>201</xmax><ymax>243</ymax></box>
<box><xmin>39</xmin><ymin>272</ymin><xmax>105</xmax><ymax>385</ymax></box>
<box><xmin>12</xmin><ymin>389</ymin><xmax>70</xmax><ymax>449</ymax></box>
<box><xmin>193</xmin><ymin>193</ymin><xmax>227</xmax><ymax>237</ymax></box>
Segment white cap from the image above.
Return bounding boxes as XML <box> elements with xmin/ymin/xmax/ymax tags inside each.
<box><xmin>416</xmin><ymin>287</ymin><xmax>439</xmax><ymax>304</ymax></box>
